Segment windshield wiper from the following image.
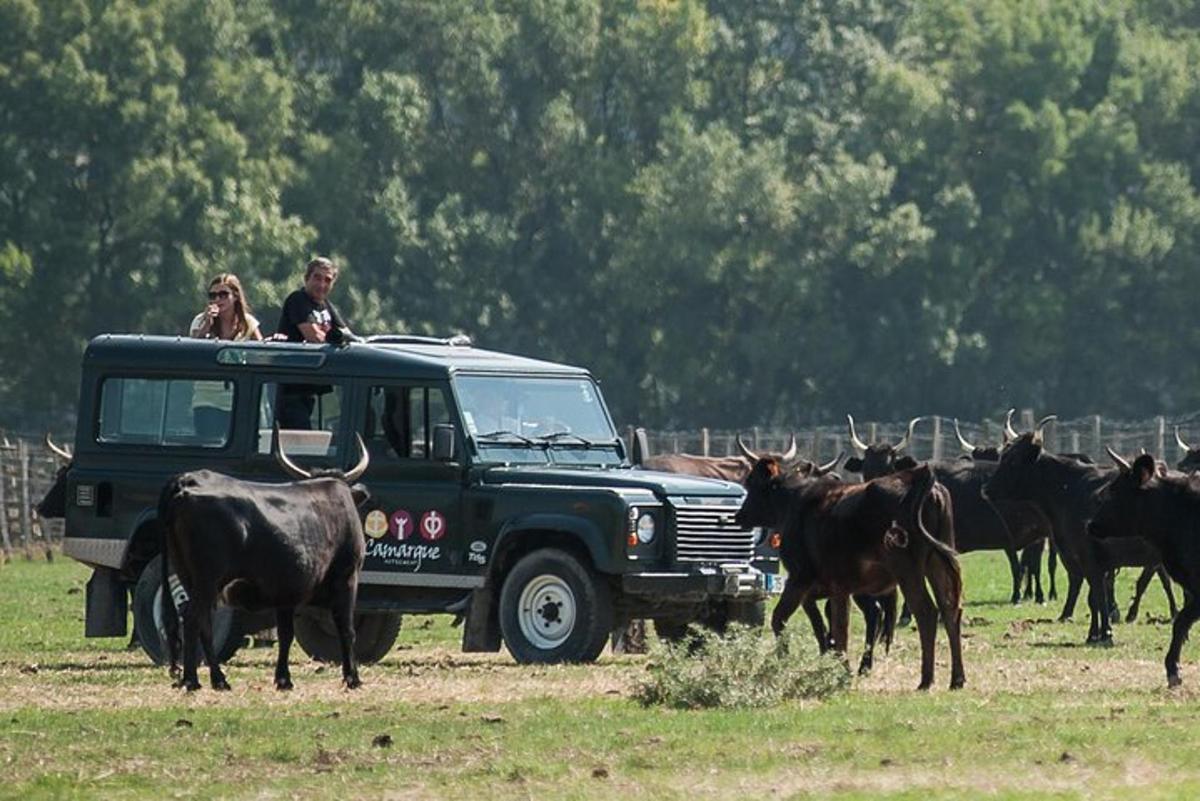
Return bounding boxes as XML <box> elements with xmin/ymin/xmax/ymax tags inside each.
<box><xmin>539</xmin><ymin>431</ymin><xmax>596</xmax><ymax>447</ymax></box>
<box><xmin>475</xmin><ymin>429</ymin><xmax>538</xmax><ymax>446</ymax></box>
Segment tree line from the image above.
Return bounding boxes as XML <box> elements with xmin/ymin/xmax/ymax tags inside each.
<box><xmin>3</xmin><ymin>0</ymin><xmax>1200</xmax><ymax>433</ymax></box>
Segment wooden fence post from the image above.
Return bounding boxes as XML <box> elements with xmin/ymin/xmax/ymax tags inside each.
<box><xmin>1156</xmin><ymin>416</ymin><xmax>1166</xmax><ymax>460</ymax></box>
<box><xmin>931</xmin><ymin>416</ymin><xmax>943</xmax><ymax>462</ymax></box>
<box><xmin>0</xmin><ymin>445</ymin><xmax>10</xmax><ymax>562</ymax></box>
<box><xmin>701</xmin><ymin>427</ymin><xmax>710</xmax><ymax>457</ymax></box>
<box><xmin>18</xmin><ymin>439</ymin><xmax>32</xmax><ymax>560</ymax></box>
<box><xmin>1093</xmin><ymin>415</ymin><xmax>1102</xmax><ymax>456</ymax></box>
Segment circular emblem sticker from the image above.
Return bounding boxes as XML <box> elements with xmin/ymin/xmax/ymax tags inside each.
<box><xmin>389</xmin><ymin>509</ymin><xmax>414</xmax><ymax>540</ymax></box>
<box><xmin>364</xmin><ymin>510</ymin><xmax>388</xmax><ymax>540</ymax></box>
<box><xmin>420</xmin><ymin>510</ymin><xmax>447</xmax><ymax>541</ymax></box>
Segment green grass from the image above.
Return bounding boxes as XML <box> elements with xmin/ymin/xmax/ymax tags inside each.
<box><xmin>0</xmin><ymin>552</ymin><xmax>1196</xmax><ymax>800</ymax></box>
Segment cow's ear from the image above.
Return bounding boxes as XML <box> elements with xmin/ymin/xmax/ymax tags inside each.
<box><xmin>350</xmin><ymin>485</ymin><xmax>371</xmax><ymax>508</ymax></box>
<box><xmin>1132</xmin><ymin>454</ymin><xmax>1157</xmax><ymax>486</ymax></box>
<box><xmin>895</xmin><ymin>456</ymin><xmax>918</xmax><ymax>471</ymax></box>
<box><xmin>843</xmin><ymin>457</ymin><xmax>863</xmax><ymax>473</ymax></box>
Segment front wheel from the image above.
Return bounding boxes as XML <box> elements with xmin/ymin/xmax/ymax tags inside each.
<box><xmin>499</xmin><ymin>549</ymin><xmax>613</xmax><ymax>664</ymax></box>
<box><xmin>132</xmin><ymin>555</ymin><xmax>242</xmax><ymax>666</ymax></box>
<box><xmin>294</xmin><ymin>611</ymin><xmax>403</xmax><ymax>665</ymax></box>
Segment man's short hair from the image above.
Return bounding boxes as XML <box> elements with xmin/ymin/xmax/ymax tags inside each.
<box><xmin>305</xmin><ymin>256</ymin><xmax>338</xmax><ymax>279</ymax></box>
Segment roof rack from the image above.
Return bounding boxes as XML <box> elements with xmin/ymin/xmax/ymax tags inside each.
<box><xmin>365</xmin><ymin>334</ymin><xmax>473</xmax><ymax>348</ymax></box>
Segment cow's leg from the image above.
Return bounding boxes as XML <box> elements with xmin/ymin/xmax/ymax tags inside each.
<box><xmin>1160</xmin><ymin>568</ymin><xmax>1179</xmax><ymax>620</ymax></box>
<box><xmin>828</xmin><ymin>594</ymin><xmax>851</xmax><ymax>654</ymax></box>
<box><xmin>1059</xmin><ymin>570</ymin><xmax>1083</xmax><ymax>622</ymax></box>
<box><xmin>274</xmin><ymin>608</ymin><xmax>295</xmax><ymax>691</ymax></box>
<box><xmin>898</xmin><ymin>576</ymin><xmax>938</xmax><ymax>691</ymax></box>
<box><xmin>880</xmin><ymin>591</ymin><xmax>897</xmax><ymax>653</ymax></box>
<box><xmin>772</xmin><ymin>576</ymin><xmax>807</xmax><ymax>637</ymax></box>
<box><xmin>193</xmin><ymin>596</ymin><xmax>230</xmax><ymax>691</ymax></box>
<box><xmin>1084</xmin><ymin>569</ymin><xmax>1114</xmax><ymax>645</ymax></box>
<box><xmin>1127</xmin><ymin>566</ymin><xmax>1155</xmax><ymax>623</ymax></box>
<box><xmin>179</xmin><ymin>598</ymin><xmax>202</xmax><ymax>692</ymax></box>
<box><xmin>800</xmin><ymin>599</ymin><xmax>829</xmax><ymax>652</ymax></box>
<box><xmin>1032</xmin><ymin>546</ymin><xmax>1045</xmax><ymax>605</ymax></box>
<box><xmin>1006</xmin><ymin>548</ymin><xmax>1022</xmax><ymax>605</ymax></box>
<box><xmin>927</xmin><ymin>559</ymin><xmax>966</xmax><ymax>690</ymax></box>
<box><xmin>330</xmin><ymin>579</ymin><xmax>361</xmax><ymax>689</ymax></box>
<box><xmin>897</xmin><ymin>600</ymin><xmax>912</xmax><ymax>629</ymax></box>
<box><xmin>853</xmin><ymin>595</ymin><xmax>880</xmax><ymax>675</ymax></box>
<box><xmin>1048</xmin><ymin>541</ymin><xmax>1059</xmax><ymax>601</ymax></box>
<box><xmin>1166</xmin><ymin>594</ymin><xmax>1200</xmax><ymax>687</ymax></box>
<box><xmin>1107</xmin><ymin>570</ymin><xmax>1121</xmax><ymax>625</ymax></box>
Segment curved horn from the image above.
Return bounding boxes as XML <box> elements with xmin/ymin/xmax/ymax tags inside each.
<box><xmin>1176</xmin><ymin>426</ymin><xmax>1192</xmax><ymax>452</ymax></box>
<box><xmin>846</xmin><ymin>414</ymin><xmax>869</xmax><ymax>453</ymax></box>
<box><xmin>953</xmin><ymin>418</ymin><xmax>975</xmax><ymax>452</ymax></box>
<box><xmin>272</xmin><ymin>423</ymin><xmax>313</xmax><ymax>480</ymax></box>
<box><xmin>1105</xmin><ymin>446</ymin><xmax>1131</xmax><ymax>472</ymax></box>
<box><xmin>817</xmin><ymin>452</ymin><xmax>843</xmax><ymax>475</ymax></box>
<box><xmin>1034</xmin><ymin>414</ymin><xmax>1057</xmax><ymax>444</ymax></box>
<box><xmin>1004</xmin><ymin>408</ymin><xmax>1018</xmax><ymax>442</ymax></box>
<box><xmin>342</xmin><ymin>434</ymin><xmax>370</xmax><ymax>483</ymax></box>
<box><xmin>736</xmin><ymin>434</ymin><xmax>759</xmax><ymax>462</ymax></box>
<box><xmin>44</xmin><ymin>433</ymin><xmax>72</xmax><ymax>462</ymax></box>
<box><xmin>781</xmin><ymin>433</ymin><xmax>798</xmax><ymax>462</ymax></box>
<box><xmin>894</xmin><ymin>416</ymin><xmax>920</xmax><ymax>453</ymax></box>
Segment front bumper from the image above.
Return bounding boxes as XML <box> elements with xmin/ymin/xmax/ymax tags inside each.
<box><xmin>621</xmin><ymin>565</ymin><xmax>768</xmax><ymax>601</ymax></box>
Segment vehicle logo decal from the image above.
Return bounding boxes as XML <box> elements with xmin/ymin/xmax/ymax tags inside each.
<box><xmin>364</xmin><ymin>510</ymin><xmax>388</xmax><ymax>540</ymax></box>
<box><xmin>469</xmin><ymin>540</ymin><xmax>487</xmax><ymax>553</ymax></box>
<box><xmin>420</xmin><ymin>510</ymin><xmax>447</xmax><ymax>541</ymax></box>
<box><xmin>389</xmin><ymin>509</ymin><xmax>414</xmax><ymax>540</ymax></box>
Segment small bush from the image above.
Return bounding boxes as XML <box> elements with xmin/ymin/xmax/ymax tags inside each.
<box><xmin>632</xmin><ymin>624</ymin><xmax>851</xmax><ymax>709</ymax></box>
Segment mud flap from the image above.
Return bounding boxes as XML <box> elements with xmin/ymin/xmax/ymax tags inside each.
<box><xmin>461</xmin><ymin>588</ymin><xmax>501</xmax><ymax>652</ymax></box>
<box><xmin>85</xmin><ymin>567</ymin><xmax>127</xmax><ymax>637</ymax></box>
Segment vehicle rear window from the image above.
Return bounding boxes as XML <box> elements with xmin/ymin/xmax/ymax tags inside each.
<box><xmin>97</xmin><ymin>377</ymin><xmax>234</xmax><ymax>447</ymax></box>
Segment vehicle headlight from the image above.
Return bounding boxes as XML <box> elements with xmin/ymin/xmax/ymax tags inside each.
<box><xmin>636</xmin><ymin>512</ymin><xmax>656</xmax><ymax>544</ymax></box>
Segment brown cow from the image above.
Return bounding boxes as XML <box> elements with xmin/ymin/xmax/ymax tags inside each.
<box><xmin>735</xmin><ymin>457</ymin><xmax>965</xmax><ymax>690</ymax></box>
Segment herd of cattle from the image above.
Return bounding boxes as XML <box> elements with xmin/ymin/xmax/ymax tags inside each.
<box><xmin>39</xmin><ymin>411</ymin><xmax>1200</xmax><ymax>694</ymax></box>
<box><xmin>637</xmin><ymin>411</ymin><xmax>1200</xmax><ymax>690</ymax></box>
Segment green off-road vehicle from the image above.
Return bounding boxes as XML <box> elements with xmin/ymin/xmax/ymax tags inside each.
<box><xmin>50</xmin><ymin>334</ymin><xmax>776</xmax><ymax>665</ymax></box>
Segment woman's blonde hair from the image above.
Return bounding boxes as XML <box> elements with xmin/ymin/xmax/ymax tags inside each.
<box><xmin>208</xmin><ymin>273</ymin><xmax>254</xmax><ymax>339</ymax></box>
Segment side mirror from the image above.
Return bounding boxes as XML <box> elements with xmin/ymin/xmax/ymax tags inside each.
<box><xmin>432</xmin><ymin>424</ymin><xmax>457</xmax><ymax>462</ymax></box>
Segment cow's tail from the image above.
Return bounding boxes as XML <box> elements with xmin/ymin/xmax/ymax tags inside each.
<box><xmin>157</xmin><ymin>475</ymin><xmax>187</xmax><ymax>676</ymax></box>
<box><xmin>902</xmin><ymin>467</ymin><xmax>963</xmax><ymax>602</ymax></box>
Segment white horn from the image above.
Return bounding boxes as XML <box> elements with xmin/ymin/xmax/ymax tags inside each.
<box><xmin>342</xmin><ymin>434</ymin><xmax>370</xmax><ymax>483</ymax></box>
<box><xmin>895</xmin><ymin>417</ymin><xmax>921</xmax><ymax>453</ymax></box>
<box><xmin>272</xmin><ymin>423</ymin><xmax>313</xmax><ymax>480</ymax></box>
<box><xmin>736</xmin><ymin>434</ymin><xmax>758</xmax><ymax>462</ymax></box>
<box><xmin>1176</xmin><ymin>426</ymin><xmax>1191</xmax><ymax>453</ymax></box>
<box><xmin>846</xmin><ymin>415</ymin><xmax>869</xmax><ymax>453</ymax></box>
<box><xmin>953</xmin><ymin>419</ymin><xmax>974</xmax><ymax>452</ymax></box>
<box><xmin>1034</xmin><ymin>414</ymin><xmax>1057</xmax><ymax>444</ymax></box>
<box><xmin>1105</xmin><ymin>446</ymin><xmax>1131</xmax><ymax>472</ymax></box>
<box><xmin>1004</xmin><ymin>408</ymin><xmax>1018</xmax><ymax>442</ymax></box>
<box><xmin>781</xmin><ymin>433</ymin><xmax>798</xmax><ymax>462</ymax></box>
<box><xmin>44</xmin><ymin>433</ymin><xmax>72</xmax><ymax>462</ymax></box>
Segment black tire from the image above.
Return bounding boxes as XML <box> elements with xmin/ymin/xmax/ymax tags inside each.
<box><xmin>133</xmin><ymin>555</ymin><xmax>242</xmax><ymax>666</ymax></box>
<box><xmin>499</xmin><ymin>549</ymin><xmax>613</xmax><ymax>664</ymax></box>
<box><xmin>294</xmin><ymin>611</ymin><xmax>403</xmax><ymax>665</ymax></box>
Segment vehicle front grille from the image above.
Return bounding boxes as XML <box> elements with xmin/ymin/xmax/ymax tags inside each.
<box><xmin>672</xmin><ymin>504</ymin><xmax>755</xmax><ymax>564</ymax></box>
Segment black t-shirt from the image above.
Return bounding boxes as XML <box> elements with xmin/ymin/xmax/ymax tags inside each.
<box><xmin>276</xmin><ymin>289</ymin><xmax>348</xmax><ymax>342</ymax></box>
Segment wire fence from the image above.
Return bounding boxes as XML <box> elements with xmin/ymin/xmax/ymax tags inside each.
<box><xmin>628</xmin><ymin>409</ymin><xmax>1200</xmax><ymax>467</ymax></box>
<box><xmin>0</xmin><ymin>434</ymin><xmax>63</xmax><ymax>563</ymax></box>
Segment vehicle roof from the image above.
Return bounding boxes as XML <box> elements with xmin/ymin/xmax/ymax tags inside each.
<box><xmin>83</xmin><ymin>335</ymin><xmax>593</xmax><ymax>381</ymax></box>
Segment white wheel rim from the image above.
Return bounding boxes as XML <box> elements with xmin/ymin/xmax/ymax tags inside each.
<box><xmin>517</xmin><ymin>574</ymin><xmax>577</xmax><ymax>650</ymax></box>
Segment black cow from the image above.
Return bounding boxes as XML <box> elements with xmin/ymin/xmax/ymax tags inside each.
<box><xmin>159</xmin><ymin>427</ymin><xmax>370</xmax><ymax>691</ymax></box>
<box><xmin>1175</xmin><ymin>427</ymin><xmax>1200</xmax><ymax>474</ymax></box>
<box><xmin>36</xmin><ymin>434</ymin><xmax>73</xmax><ymax>519</ymax></box>
<box><xmin>1088</xmin><ymin>450</ymin><xmax>1200</xmax><ymax>686</ymax></box>
<box><xmin>983</xmin><ymin>424</ymin><xmax>1169</xmax><ymax>644</ymax></box>
<box><xmin>736</xmin><ymin>457</ymin><xmax>964</xmax><ymax>690</ymax></box>
<box><xmin>844</xmin><ymin>414</ymin><xmax>1046</xmax><ymax>609</ymax></box>
<box><xmin>632</xmin><ymin>432</ymin><xmax>798</xmax><ymax>481</ymax></box>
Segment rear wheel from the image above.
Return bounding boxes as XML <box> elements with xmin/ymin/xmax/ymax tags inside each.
<box><xmin>499</xmin><ymin>549</ymin><xmax>612</xmax><ymax>664</ymax></box>
<box><xmin>294</xmin><ymin>611</ymin><xmax>403</xmax><ymax>665</ymax></box>
<box><xmin>133</xmin><ymin>555</ymin><xmax>242</xmax><ymax>666</ymax></box>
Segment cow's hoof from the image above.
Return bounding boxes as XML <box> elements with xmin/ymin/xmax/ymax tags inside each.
<box><xmin>183</xmin><ymin>681</ymin><xmax>201</xmax><ymax>693</ymax></box>
<box><xmin>857</xmin><ymin>662</ymin><xmax>873</xmax><ymax>677</ymax></box>
<box><xmin>275</xmin><ymin>679</ymin><xmax>294</xmax><ymax>692</ymax></box>
<box><xmin>344</xmin><ymin>676</ymin><xmax>362</xmax><ymax>690</ymax></box>
<box><xmin>950</xmin><ymin>677</ymin><xmax>965</xmax><ymax>690</ymax></box>
<box><xmin>916</xmin><ymin>681</ymin><xmax>932</xmax><ymax>691</ymax></box>
<box><xmin>213</xmin><ymin>680</ymin><xmax>232</xmax><ymax>691</ymax></box>
<box><xmin>1168</xmin><ymin>675</ymin><xmax>1183</xmax><ymax>689</ymax></box>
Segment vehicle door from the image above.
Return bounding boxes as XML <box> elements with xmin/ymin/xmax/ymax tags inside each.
<box><xmin>242</xmin><ymin>376</ymin><xmax>351</xmax><ymax>480</ymax></box>
<box><xmin>355</xmin><ymin>382</ymin><xmax>471</xmax><ymax>589</ymax></box>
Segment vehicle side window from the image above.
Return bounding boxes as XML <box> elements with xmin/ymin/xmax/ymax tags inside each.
<box><xmin>256</xmin><ymin>381</ymin><xmax>344</xmax><ymax>457</ymax></box>
<box><xmin>366</xmin><ymin>386</ymin><xmax>451</xmax><ymax>461</ymax></box>
<box><xmin>97</xmin><ymin>377</ymin><xmax>234</xmax><ymax>447</ymax></box>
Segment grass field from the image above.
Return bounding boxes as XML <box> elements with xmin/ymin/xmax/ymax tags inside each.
<box><xmin>1</xmin><ymin>552</ymin><xmax>1197</xmax><ymax>800</ymax></box>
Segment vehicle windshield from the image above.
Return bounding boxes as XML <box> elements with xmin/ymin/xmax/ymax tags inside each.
<box><xmin>455</xmin><ymin>374</ymin><xmax>621</xmax><ymax>465</ymax></box>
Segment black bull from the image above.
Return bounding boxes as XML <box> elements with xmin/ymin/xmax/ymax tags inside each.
<box><xmin>1089</xmin><ymin>451</ymin><xmax>1200</xmax><ymax>686</ymax></box>
<box><xmin>159</xmin><ymin>431</ymin><xmax>370</xmax><ymax>691</ymax></box>
<box><xmin>735</xmin><ymin>458</ymin><xmax>965</xmax><ymax>691</ymax></box>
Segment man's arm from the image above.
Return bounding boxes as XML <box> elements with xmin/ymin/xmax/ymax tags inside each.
<box><xmin>296</xmin><ymin>322</ymin><xmax>326</xmax><ymax>343</ymax></box>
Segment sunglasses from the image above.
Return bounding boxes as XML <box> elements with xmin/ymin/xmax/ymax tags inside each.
<box><xmin>208</xmin><ymin>290</ymin><xmax>232</xmax><ymax>300</ymax></box>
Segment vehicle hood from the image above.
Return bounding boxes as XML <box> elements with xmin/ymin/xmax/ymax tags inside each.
<box><xmin>480</xmin><ymin>465</ymin><xmax>743</xmax><ymax>497</ymax></box>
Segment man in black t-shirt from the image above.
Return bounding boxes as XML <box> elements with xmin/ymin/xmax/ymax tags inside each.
<box><xmin>276</xmin><ymin>256</ymin><xmax>350</xmax><ymax>343</ymax></box>
<box><xmin>275</xmin><ymin>257</ymin><xmax>354</xmax><ymax>429</ymax></box>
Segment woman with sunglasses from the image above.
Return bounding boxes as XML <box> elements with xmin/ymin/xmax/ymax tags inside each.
<box><xmin>189</xmin><ymin>274</ymin><xmax>263</xmax><ymax>341</ymax></box>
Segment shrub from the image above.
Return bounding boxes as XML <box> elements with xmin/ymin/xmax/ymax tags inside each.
<box><xmin>632</xmin><ymin>624</ymin><xmax>851</xmax><ymax>709</ymax></box>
